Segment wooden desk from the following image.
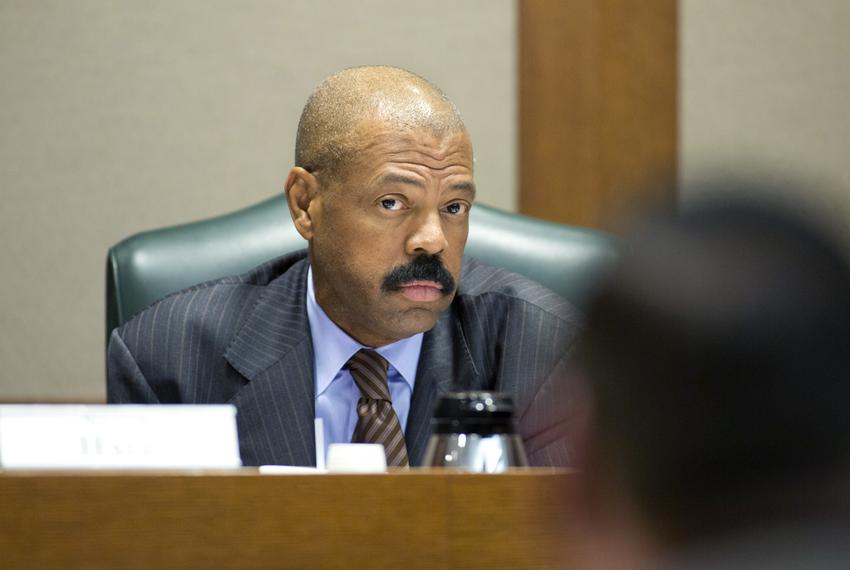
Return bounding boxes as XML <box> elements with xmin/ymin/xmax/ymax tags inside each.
<box><xmin>0</xmin><ymin>469</ymin><xmax>575</xmax><ymax>569</ymax></box>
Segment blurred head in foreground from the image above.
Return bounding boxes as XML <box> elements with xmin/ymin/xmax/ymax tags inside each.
<box><xmin>575</xmin><ymin>186</ymin><xmax>850</xmax><ymax>567</ymax></box>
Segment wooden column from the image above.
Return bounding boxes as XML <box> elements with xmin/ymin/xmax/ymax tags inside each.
<box><xmin>519</xmin><ymin>0</ymin><xmax>678</xmax><ymax>230</ymax></box>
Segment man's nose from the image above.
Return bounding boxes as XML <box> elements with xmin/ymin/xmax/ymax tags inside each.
<box><xmin>406</xmin><ymin>210</ymin><xmax>448</xmax><ymax>257</ymax></box>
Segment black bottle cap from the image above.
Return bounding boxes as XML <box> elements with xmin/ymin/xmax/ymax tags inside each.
<box><xmin>430</xmin><ymin>391</ymin><xmax>516</xmax><ymax>435</ymax></box>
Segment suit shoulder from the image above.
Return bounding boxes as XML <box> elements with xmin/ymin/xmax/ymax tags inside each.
<box><xmin>114</xmin><ymin>250</ymin><xmax>308</xmax><ymax>341</ymax></box>
<box><xmin>458</xmin><ymin>256</ymin><xmax>581</xmax><ymax>324</ymax></box>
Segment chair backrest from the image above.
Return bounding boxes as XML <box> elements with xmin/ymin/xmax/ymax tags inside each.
<box><xmin>106</xmin><ymin>195</ymin><xmax>619</xmax><ymax>342</ymax></box>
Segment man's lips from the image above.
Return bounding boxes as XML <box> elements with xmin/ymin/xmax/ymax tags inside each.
<box><xmin>398</xmin><ymin>280</ymin><xmax>444</xmax><ymax>302</ymax></box>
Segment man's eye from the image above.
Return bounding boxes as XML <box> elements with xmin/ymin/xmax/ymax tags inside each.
<box><xmin>380</xmin><ymin>198</ymin><xmax>403</xmax><ymax>211</ymax></box>
<box><xmin>444</xmin><ymin>202</ymin><xmax>469</xmax><ymax>215</ymax></box>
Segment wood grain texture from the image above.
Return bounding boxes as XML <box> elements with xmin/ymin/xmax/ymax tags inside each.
<box><xmin>0</xmin><ymin>469</ymin><xmax>574</xmax><ymax>569</ymax></box>
<box><xmin>519</xmin><ymin>0</ymin><xmax>678</xmax><ymax>230</ymax></box>
<box><xmin>447</xmin><ymin>470</ymin><xmax>577</xmax><ymax>568</ymax></box>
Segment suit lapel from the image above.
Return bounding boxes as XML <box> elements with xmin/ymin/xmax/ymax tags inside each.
<box><xmin>224</xmin><ymin>258</ymin><xmax>316</xmax><ymax>467</ymax></box>
<box><xmin>406</xmin><ymin>306</ymin><xmax>480</xmax><ymax>465</ymax></box>
<box><xmin>219</xmin><ymin>254</ymin><xmax>483</xmax><ymax>467</ymax></box>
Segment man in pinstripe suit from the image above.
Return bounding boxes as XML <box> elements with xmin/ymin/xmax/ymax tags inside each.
<box><xmin>108</xmin><ymin>66</ymin><xmax>580</xmax><ymax>467</ymax></box>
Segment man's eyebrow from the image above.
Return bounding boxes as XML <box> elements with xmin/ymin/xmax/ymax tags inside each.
<box><xmin>377</xmin><ymin>173</ymin><xmax>426</xmax><ymax>189</ymax></box>
<box><xmin>450</xmin><ymin>181</ymin><xmax>476</xmax><ymax>197</ymax></box>
<box><xmin>376</xmin><ymin>174</ymin><xmax>476</xmax><ymax>197</ymax></box>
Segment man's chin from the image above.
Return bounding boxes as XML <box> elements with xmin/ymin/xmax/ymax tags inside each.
<box><xmin>388</xmin><ymin>305</ymin><xmax>448</xmax><ymax>337</ymax></box>
<box><xmin>369</xmin><ymin>291</ymin><xmax>454</xmax><ymax>342</ymax></box>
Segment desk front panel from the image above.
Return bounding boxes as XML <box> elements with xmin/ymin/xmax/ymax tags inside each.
<box><xmin>1</xmin><ymin>469</ymin><xmax>575</xmax><ymax>569</ymax></box>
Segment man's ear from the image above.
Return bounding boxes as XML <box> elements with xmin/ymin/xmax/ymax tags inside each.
<box><xmin>285</xmin><ymin>167</ymin><xmax>320</xmax><ymax>240</ymax></box>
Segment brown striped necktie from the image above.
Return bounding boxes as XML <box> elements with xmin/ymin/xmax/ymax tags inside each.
<box><xmin>347</xmin><ymin>349</ymin><xmax>410</xmax><ymax>468</ymax></box>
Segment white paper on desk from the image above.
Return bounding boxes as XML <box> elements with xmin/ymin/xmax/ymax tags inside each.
<box><xmin>0</xmin><ymin>405</ymin><xmax>242</xmax><ymax>470</ymax></box>
<box><xmin>315</xmin><ymin>417</ymin><xmax>325</xmax><ymax>470</ymax></box>
<box><xmin>259</xmin><ymin>465</ymin><xmax>326</xmax><ymax>474</ymax></box>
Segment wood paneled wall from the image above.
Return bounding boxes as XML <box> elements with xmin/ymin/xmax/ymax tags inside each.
<box><xmin>519</xmin><ymin>0</ymin><xmax>678</xmax><ymax>230</ymax></box>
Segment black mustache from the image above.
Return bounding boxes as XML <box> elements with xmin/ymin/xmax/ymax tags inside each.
<box><xmin>381</xmin><ymin>255</ymin><xmax>456</xmax><ymax>295</ymax></box>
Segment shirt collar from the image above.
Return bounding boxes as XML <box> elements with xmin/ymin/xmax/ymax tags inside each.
<box><xmin>307</xmin><ymin>266</ymin><xmax>422</xmax><ymax>398</ymax></box>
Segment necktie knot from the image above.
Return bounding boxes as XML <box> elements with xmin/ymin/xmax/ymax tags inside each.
<box><xmin>347</xmin><ymin>349</ymin><xmax>391</xmax><ymax>401</ymax></box>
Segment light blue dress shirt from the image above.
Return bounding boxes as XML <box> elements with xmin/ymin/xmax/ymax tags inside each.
<box><xmin>306</xmin><ymin>267</ymin><xmax>422</xmax><ymax>465</ymax></box>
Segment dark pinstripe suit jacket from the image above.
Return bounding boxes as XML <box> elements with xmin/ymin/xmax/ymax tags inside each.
<box><xmin>107</xmin><ymin>250</ymin><xmax>581</xmax><ymax>467</ymax></box>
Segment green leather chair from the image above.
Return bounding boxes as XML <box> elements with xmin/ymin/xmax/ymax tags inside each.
<box><xmin>106</xmin><ymin>195</ymin><xmax>618</xmax><ymax>343</ymax></box>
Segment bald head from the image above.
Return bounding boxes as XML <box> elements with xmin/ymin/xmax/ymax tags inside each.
<box><xmin>295</xmin><ymin>66</ymin><xmax>468</xmax><ymax>180</ymax></box>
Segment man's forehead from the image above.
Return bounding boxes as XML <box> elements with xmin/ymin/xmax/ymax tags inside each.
<box><xmin>371</xmin><ymin>90</ymin><xmax>440</xmax><ymax>124</ymax></box>
<box><xmin>352</xmin><ymin>121</ymin><xmax>473</xmax><ymax>159</ymax></box>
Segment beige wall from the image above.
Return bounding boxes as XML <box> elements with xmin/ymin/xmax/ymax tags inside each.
<box><xmin>680</xmin><ymin>0</ymin><xmax>850</xmax><ymax>236</ymax></box>
<box><xmin>3</xmin><ymin>0</ymin><xmax>849</xmax><ymax>401</ymax></box>
<box><xmin>0</xmin><ymin>0</ymin><xmax>516</xmax><ymax>400</ymax></box>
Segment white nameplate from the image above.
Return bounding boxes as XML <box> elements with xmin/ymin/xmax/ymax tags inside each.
<box><xmin>0</xmin><ymin>405</ymin><xmax>242</xmax><ymax>470</ymax></box>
